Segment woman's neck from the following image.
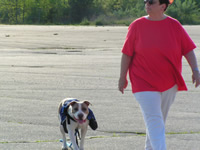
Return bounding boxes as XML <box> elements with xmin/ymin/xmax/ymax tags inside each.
<box><xmin>146</xmin><ymin>14</ymin><xmax>167</xmax><ymax>21</ymax></box>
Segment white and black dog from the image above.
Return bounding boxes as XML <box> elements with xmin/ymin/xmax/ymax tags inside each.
<box><xmin>58</xmin><ymin>98</ymin><xmax>97</xmax><ymax>150</ymax></box>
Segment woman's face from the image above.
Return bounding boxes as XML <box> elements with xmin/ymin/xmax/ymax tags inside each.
<box><xmin>145</xmin><ymin>0</ymin><xmax>164</xmax><ymax>15</ymax></box>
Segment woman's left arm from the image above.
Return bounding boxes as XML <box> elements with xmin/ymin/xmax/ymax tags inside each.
<box><xmin>184</xmin><ymin>50</ymin><xmax>200</xmax><ymax>87</ymax></box>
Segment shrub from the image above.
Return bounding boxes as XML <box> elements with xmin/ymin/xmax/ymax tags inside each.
<box><xmin>167</xmin><ymin>0</ymin><xmax>200</xmax><ymax>24</ymax></box>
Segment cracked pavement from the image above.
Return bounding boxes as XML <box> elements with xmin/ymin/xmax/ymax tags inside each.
<box><xmin>0</xmin><ymin>25</ymin><xmax>200</xmax><ymax>150</ymax></box>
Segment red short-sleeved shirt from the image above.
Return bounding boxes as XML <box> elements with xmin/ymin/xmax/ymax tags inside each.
<box><xmin>122</xmin><ymin>16</ymin><xmax>196</xmax><ymax>93</ymax></box>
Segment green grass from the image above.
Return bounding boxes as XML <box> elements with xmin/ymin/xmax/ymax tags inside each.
<box><xmin>1</xmin><ymin>131</ymin><xmax>200</xmax><ymax>144</ymax></box>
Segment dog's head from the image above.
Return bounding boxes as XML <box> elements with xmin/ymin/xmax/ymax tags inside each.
<box><xmin>69</xmin><ymin>101</ymin><xmax>90</xmax><ymax>124</ymax></box>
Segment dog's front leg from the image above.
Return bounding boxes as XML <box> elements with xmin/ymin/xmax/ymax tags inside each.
<box><xmin>60</xmin><ymin>125</ymin><xmax>68</xmax><ymax>150</ymax></box>
<box><xmin>79</xmin><ymin>126</ymin><xmax>88</xmax><ymax>150</ymax></box>
<box><xmin>68</xmin><ymin>128</ymin><xmax>79</xmax><ymax>150</ymax></box>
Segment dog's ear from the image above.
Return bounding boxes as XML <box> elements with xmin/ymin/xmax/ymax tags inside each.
<box><xmin>83</xmin><ymin>101</ymin><xmax>91</xmax><ymax>106</ymax></box>
<box><xmin>69</xmin><ymin>101</ymin><xmax>78</xmax><ymax>106</ymax></box>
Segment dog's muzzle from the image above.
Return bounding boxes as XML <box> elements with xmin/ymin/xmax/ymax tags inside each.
<box><xmin>74</xmin><ymin>118</ymin><xmax>87</xmax><ymax>124</ymax></box>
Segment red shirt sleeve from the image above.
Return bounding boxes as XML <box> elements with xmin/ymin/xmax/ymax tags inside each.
<box><xmin>122</xmin><ymin>21</ymin><xmax>137</xmax><ymax>56</ymax></box>
<box><xmin>180</xmin><ymin>26</ymin><xmax>197</xmax><ymax>55</ymax></box>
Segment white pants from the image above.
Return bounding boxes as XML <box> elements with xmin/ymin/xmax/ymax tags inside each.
<box><xmin>134</xmin><ymin>85</ymin><xmax>177</xmax><ymax>150</ymax></box>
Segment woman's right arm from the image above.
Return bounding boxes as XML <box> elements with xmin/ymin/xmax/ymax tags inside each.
<box><xmin>118</xmin><ymin>53</ymin><xmax>132</xmax><ymax>94</ymax></box>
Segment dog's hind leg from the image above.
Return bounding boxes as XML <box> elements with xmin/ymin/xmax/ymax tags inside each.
<box><xmin>60</xmin><ymin>125</ymin><xmax>68</xmax><ymax>150</ymax></box>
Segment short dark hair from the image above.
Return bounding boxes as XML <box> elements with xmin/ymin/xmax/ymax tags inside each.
<box><xmin>159</xmin><ymin>0</ymin><xmax>170</xmax><ymax>11</ymax></box>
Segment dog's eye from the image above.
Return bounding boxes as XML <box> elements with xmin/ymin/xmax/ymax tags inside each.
<box><xmin>82</xmin><ymin>107</ymin><xmax>87</xmax><ymax>112</ymax></box>
<box><xmin>74</xmin><ymin>108</ymin><xmax>78</xmax><ymax>111</ymax></box>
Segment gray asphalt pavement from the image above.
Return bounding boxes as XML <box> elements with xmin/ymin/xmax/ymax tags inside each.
<box><xmin>0</xmin><ymin>25</ymin><xmax>200</xmax><ymax>150</ymax></box>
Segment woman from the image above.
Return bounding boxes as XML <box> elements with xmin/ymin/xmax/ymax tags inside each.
<box><xmin>118</xmin><ymin>0</ymin><xmax>200</xmax><ymax>149</ymax></box>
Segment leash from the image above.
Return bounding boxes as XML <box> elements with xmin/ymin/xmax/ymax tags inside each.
<box><xmin>75</xmin><ymin>129</ymin><xmax>81</xmax><ymax>146</ymax></box>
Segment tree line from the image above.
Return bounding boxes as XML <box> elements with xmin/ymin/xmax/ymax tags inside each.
<box><xmin>0</xmin><ymin>0</ymin><xmax>199</xmax><ymax>25</ymax></box>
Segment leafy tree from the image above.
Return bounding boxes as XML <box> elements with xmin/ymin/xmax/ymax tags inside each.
<box><xmin>167</xmin><ymin>0</ymin><xmax>200</xmax><ymax>24</ymax></box>
<box><xmin>0</xmin><ymin>0</ymin><xmax>199</xmax><ymax>24</ymax></box>
<box><xmin>46</xmin><ymin>0</ymin><xmax>69</xmax><ymax>24</ymax></box>
<box><xmin>0</xmin><ymin>0</ymin><xmax>23</xmax><ymax>24</ymax></box>
<box><xmin>68</xmin><ymin>0</ymin><xmax>94</xmax><ymax>23</ymax></box>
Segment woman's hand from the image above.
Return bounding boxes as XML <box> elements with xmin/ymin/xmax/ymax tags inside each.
<box><xmin>192</xmin><ymin>70</ymin><xmax>200</xmax><ymax>87</ymax></box>
<box><xmin>184</xmin><ymin>50</ymin><xmax>200</xmax><ymax>88</ymax></box>
<box><xmin>118</xmin><ymin>77</ymin><xmax>128</xmax><ymax>94</ymax></box>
